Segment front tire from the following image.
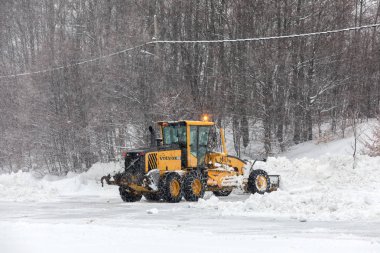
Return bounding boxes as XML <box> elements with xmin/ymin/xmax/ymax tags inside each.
<box><xmin>247</xmin><ymin>169</ymin><xmax>270</xmax><ymax>194</ymax></box>
<box><xmin>119</xmin><ymin>186</ymin><xmax>142</xmax><ymax>202</ymax></box>
<box><xmin>213</xmin><ymin>189</ymin><xmax>232</xmax><ymax>197</ymax></box>
<box><xmin>159</xmin><ymin>172</ymin><xmax>183</xmax><ymax>203</ymax></box>
<box><xmin>183</xmin><ymin>171</ymin><xmax>206</xmax><ymax>201</ymax></box>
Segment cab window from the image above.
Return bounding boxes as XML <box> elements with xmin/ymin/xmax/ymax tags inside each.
<box><xmin>198</xmin><ymin>126</ymin><xmax>210</xmax><ymax>147</ymax></box>
<box><xmin>198</xmin><ymin>126</ymin><xmax>210</xmax><ymax>164</ymax></box>
<box><xmin>189</xmin><ymin>125</ymin><xmax>211</xmax><ymax>165</ymax></box>
<box><xmin>190</xmin><ymin>126</ymin><xmax>197</xmax><ymax>157</ymax></box>
<box><xmin>162</xmin><ymin>125</ymin><xmax>186</xmax><ymax>145</ymax></box>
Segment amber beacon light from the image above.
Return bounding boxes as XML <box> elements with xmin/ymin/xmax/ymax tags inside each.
<box><xmin>201</xmin><ymin>114</ymin><xmax>209</xmax><ymax>122</ymax></box>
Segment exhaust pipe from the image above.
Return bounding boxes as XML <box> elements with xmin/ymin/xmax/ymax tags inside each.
<box><xmin>149</xmin><ymin>126</ymin><xmax>156</xmax><ymax>147</ymax></box>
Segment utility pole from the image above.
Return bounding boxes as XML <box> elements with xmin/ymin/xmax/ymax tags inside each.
<box><xmin>152</xmin><ymin>14</ymin><xmax>159</xmax><ymax>61</ymax></box>
<box><xmin>153</xmin><ymin>15</ymin><xmax>158</xmax><ymax>41</ymax></box>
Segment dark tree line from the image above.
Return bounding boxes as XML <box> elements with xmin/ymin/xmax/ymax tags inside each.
<box><xmin>0</xmin><ymin>0</ymin><xmax>379</xmax><ymax>174</ymax></box>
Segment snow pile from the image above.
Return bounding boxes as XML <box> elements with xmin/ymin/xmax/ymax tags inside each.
<box><xmin>0</xmin><ymin>162</ymin><xmax>122</xmax><ymax>201</ymax></box>
<box><xmin>193</xmin><ymin>155</ymin><xmax>380</xmax><ymax>221</ymax></box>
<box><xmin>0</xmin><ymin>171</ymin><xmax>57</xmax><ymax>202</ymax></box>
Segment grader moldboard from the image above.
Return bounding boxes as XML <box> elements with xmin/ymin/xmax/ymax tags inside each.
<box><xmin>101</xmin><ymin>118</ymin><xmax>280</xmax><ymax>203</ymax></box>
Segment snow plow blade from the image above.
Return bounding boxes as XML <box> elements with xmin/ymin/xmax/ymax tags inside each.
<box><xmin>101</xmin><ymin>174</ymin><xmax>117</xmax><ymax>187</ymax></box>
<box><xmin>100</xmin><ymin>173</ymin><xmax>150</xmax><ymax>193</ymax></box>
<box><xmin>268</xmin><ymin>175</ymin><xmax>280</xmax><ymax>192</ymax></box>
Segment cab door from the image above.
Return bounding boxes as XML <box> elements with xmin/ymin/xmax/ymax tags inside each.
<box><xmin>187</xmin><ymin>125</ymin><xmax>211</xmax><ymax>167</ymax></box>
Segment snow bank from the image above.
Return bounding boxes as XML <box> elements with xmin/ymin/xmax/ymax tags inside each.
<box><xmin>193</xmin><ymin>155</ymin><xmax>380</xmax><ymax>221</ymax></box>
<box><xmin>0</xmin><ymin>162</ymin><xmax>122</xmax><ymax>201</ymax></box>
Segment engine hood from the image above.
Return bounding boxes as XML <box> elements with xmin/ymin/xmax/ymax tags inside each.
<box><xmin>125</xmin><ymin>144</ymin><xmax>180</xmax><ymax>155</ymax></box>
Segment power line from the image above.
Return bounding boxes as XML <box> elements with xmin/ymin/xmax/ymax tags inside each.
<box><xmin>0</xmin><ymin>23</ymin><xmax>379</xmax><ymax>79</ymax></box>
<box><xmin>0</xmin><ymin>43</ymin><xmax>149</xmax><ymax>79</ymax></box>
<box><xmin>153</xmin><ymin>23</ymin><xmax>380</xmax><ymax>43</ymax></box>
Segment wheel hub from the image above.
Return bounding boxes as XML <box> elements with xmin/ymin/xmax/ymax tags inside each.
<box><xmin>255</xmin><ymin>175</ymin><xmax>268</xmax><ymax>191</ymax></box>
<box><xmin>170</xmin><ymin>180</ymin><xmax>180</xmax><ymax>197</ymax></box>
<box><xmin>191</xmin><ymin>179</ymin><xmax>202</xmax><ymax>196</ymax></box>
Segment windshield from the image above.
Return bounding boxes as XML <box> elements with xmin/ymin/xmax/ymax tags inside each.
<box><xmin>162</xmin><ymin>125</ymin><xmax>186</xmax><ymax>145</ymax></box>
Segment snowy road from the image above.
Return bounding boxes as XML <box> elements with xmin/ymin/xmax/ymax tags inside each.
<box><xmin>1</xmin><ymin>194</ymin><xmax>379</xmax><ymax>253</ymax></box>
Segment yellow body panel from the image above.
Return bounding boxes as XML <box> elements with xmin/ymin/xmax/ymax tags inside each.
<box><xmin>145</xmin><ymin>150</ymin><xmax>181</xmax><ymax>173</ymax></box>
<box><xmin>188</xmin><ymin>153</ymin><xmax>198</xmax><ymax>168</ymax></box>
<box><xmin>226</xmin><ymin>156</ymin><xmax>246</xmax><ymax>174</ymax></box>
<box><xmin>129</xmin><ymin>183</ymin><xmax>151</xmax><ymax>192</ymax></box>
<box><xmin>220</xmin><ymin>128</ymin><xmax>227</xmax><ymax>154</ymax></box>
<box><xmin>206</xmin><ymin>152</ymin><xmax>246</xmax><ymax>175</ymax></box>
<box><xmin>207</xmin><ymin>170</ymin><xmax>237</xmax><ymax>188</ymax></box>
<box><xmin>184</xmin><ymin>120</ymin><xmax>214</xmax><ymax>126</ymax></box>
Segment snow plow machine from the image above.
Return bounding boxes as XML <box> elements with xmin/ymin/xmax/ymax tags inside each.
<box><xmin>101</xmin><ymin>118</ymin><xmax>280</xmax><ymax>202</ymax></box>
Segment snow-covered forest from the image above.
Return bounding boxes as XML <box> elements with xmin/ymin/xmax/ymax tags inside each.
<box><xmin>1</xmin><ymin>0</ymin><xmax>380</xmax><ymax>174</ymax></box>
<box><xmin>1</xmin><ymin>1</ymin><xmax>380</xmax><ymax>252</ymax></box>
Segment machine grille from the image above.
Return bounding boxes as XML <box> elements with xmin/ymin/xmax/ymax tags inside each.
<box><xmin>147</xmin><ymin>153</ymin><xmax>158</xmax><ymax>171</ymax></box>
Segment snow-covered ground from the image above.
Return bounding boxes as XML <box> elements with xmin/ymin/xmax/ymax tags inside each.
<box><xmin>1</xmin><ymin>197</ymin><xmax>379</xmax><ymax>253</ymax></box>
<box><xmin>1</xmin><ymin>122</ymin><xmax>380</xmax><ymax>253</ymax></box>
<box><xmin>283</xmin><ymin>119</ymin><xmax>377</xmax><ymax>159</ymax></box>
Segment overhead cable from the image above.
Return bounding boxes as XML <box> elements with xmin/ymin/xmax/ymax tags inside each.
<box><xmin>1</xmin><ymin>23</ymin><xmax>379</xmax><ymax>79</ymax></box>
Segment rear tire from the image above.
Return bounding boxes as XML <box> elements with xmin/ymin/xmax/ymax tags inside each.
<box><xmin>119</xmin><ymin>186</ymin><xmax>142</xmax><ymax>202</ymax></box>
<box><xmin>143</xmin><ymin>192</ymin><xmax>161</xmax><ymax>201</ymax></box>
<box><xmin>247</xmin><ymin>169</ymin><xmax>270</xmax><ymax>194</ymax></box>
<box><xmin>159</xmin><ymin>172</ymin><xmax>183</xmax><ymax>203</ymax></box>
<box><xmin>213</xmin><ymin>190</ymin><xmax>232</xmax><ymax>197</ymax></box>
<box><xmin>183</xmin><ymin>171</ymin><xmax>206</xmax><ymax>201</ymax></box>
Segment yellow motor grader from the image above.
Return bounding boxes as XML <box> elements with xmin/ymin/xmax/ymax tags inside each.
<box><xmin>101</xmin><ymin>118</ymin><xmax>280</xmax><ymax>202</ymax></box>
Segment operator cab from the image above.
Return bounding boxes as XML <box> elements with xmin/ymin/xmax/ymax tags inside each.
<box><xmin>158</xmin><ymin>120</ymin><xmax>214</xmax><ymax>167</ymax></box>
